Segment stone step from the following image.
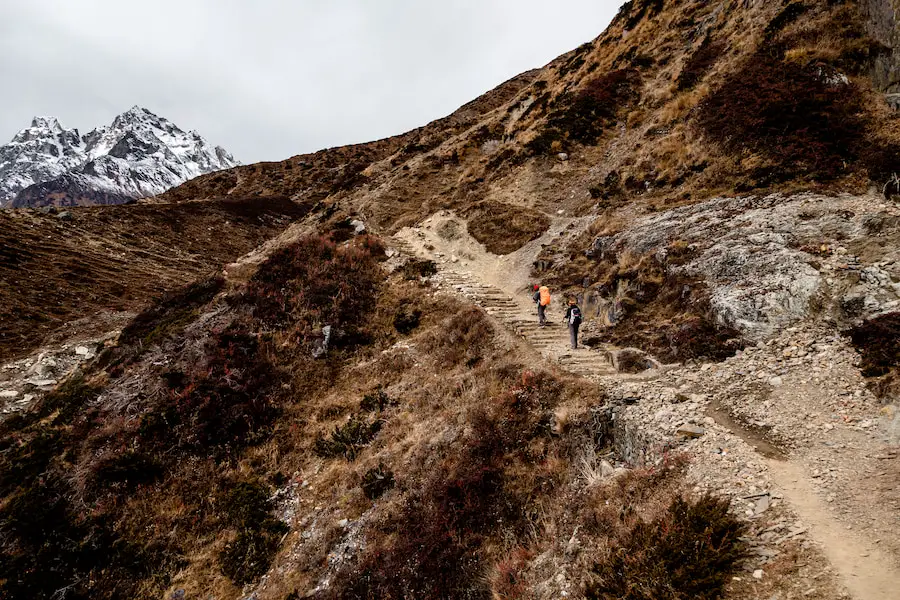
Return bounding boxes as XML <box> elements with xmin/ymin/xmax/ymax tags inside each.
<box><xmin>563</xmin><ymin>364</ymin><xmax>615</xmax><ymax>372</ymax></box>
<box><xmin>558</xmin><ymin>359</ymin><xmax>613</xmax><ymax>367</ymax></box>
<box><xmin>522</xmin><ymin>329</ymin><xmax>566</xmax><ymax>336</ymax></box>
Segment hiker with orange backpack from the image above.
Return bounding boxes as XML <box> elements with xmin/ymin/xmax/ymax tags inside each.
<box><xmin>533</xmin><ymin>284</ymin><xmax>551</xmax><ymax>326</ymax></box>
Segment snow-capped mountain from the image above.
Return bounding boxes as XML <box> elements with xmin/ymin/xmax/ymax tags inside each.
<box><xmin>0</xmin><ymin>107</ymin><xmax>238</xmax><ymax>208</ymax></box>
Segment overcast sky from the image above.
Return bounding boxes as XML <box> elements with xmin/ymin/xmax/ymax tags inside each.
<box><xmin>1</xmin><ymin>1</ymin><xmax>620</xmax><ymax>163</ymax></box>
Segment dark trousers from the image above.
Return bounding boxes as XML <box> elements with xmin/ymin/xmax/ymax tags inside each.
<box><xmin>569</xmin><ymin>323</ymin><xmax>580</xmax><ymax>349</ymax></box>
<box><xmin>537</xmin><ymin>303</ymin><xmax>546</xmax><ymax>324</ymax></box>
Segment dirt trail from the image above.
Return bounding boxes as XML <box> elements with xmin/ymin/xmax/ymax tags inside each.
<box><xmin>391</xmin><ymin>213</ymin><xmax>900</xmax><ymax>600</ymax></box>
<box><xmin>393</xmin><ymin>214</ymin><xmax>617</xmax><ymax>377</ymax></box>
<box><xmin>769</xmin><ymin>460</ymin><xmax>900</xmax><ymax>600</ymax></box>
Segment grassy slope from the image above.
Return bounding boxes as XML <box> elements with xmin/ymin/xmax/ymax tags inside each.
<box><xmin>0</xmin><ymin>213</ymin><xmax>746</xmax><ymax>599</ymax></box>
<box><xmin>0</xmin><ymin>197</ymin><xmax>312</xmax><ymax>363</ymax></box>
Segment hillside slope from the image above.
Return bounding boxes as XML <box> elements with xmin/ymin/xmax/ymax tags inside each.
<box><xmin>164</xmin><ymin>0</ymin><xmax>900</xmax><ymax>226</ymax></box>
<box><xmin>0</xmin><ymin>198</ymin><xmax>309</xmax><ymax>364</ymax></box>
<box><xmin>3</xmin><ymin>2</ymin><xmax>900</xmax><ymax>599</ymax></box>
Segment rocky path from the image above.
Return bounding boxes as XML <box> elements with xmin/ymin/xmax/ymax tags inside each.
<box><xmin>392</xmin><ymin>237</ymin><xmax>617</xmax><ymax>378</ymax></box>
<box><xmin>769</xmin><ymin>460</ymin><xmax>899</xmax><ymax>600</ymax></box>
<box><xmin>391</xmin><ymin>231</ymin><xmax>900</xmax><ymax>600</ymax></box>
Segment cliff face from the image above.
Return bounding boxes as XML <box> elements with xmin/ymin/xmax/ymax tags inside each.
<box><xmin>860</xmin><ymin>0</ymin><xmax>900</xmax><ymax>105</ymax></box>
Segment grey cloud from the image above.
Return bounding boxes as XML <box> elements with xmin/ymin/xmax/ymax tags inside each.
<box><xmin>1</xmin><ymin>1</ymin><xmax>619</xmax><ymax>162</ymax></box>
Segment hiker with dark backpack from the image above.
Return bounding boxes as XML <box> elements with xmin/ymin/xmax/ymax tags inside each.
<box><xmin>565</xmin><ymin>297</ymin><xmax>583</xmax><ymax>349</ymax></box>
<box><xmin>533</xmin><ymin>285</ymin><xmax>551</xmax><ymax>326</ymax></box>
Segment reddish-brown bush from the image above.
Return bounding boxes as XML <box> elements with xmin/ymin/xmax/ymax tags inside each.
<box><xmin>421</xmin><ymin>306</ymin><xmax>496</xmax><ymax>368</ymax></box>
<box><xmin>327</xmin><ymin>372</ymin><xmax>560</xmax><ymax>600</ymax></box>
<box><xmin>696</xmin><ymin>50</ymin><xmax>866</xmax><ymax>182</ymax></box>
<box><xmin>139</xmin><ymin>326</ymin><xmax>282</xmax><ymax>457</ymax></box>
<box><xmin>586</xmin><ymin>495</ymin><xmax>746</xmax><ymax>600</ymax></box>
<box><xmin>529</xmin><ymin>69</ymin><xmax>640</xmax><ymax>154</ymax></box>
<box><xmin>677</xmin><ymin>36</ymin><xmax>724</xmax><ymax>90</ymax></box>
<box><xmin>240</xmin><ymin>234</ymin><xmax>384</xmax><ymax>349</ymax></box>
<box><xmin>846</xmin><ymin>312</ymin><xmax>900</xmax><ymax>398</ymax></box>
<box><xmin>846</xmin><ymin>312</ymin><xmax>900</xmax><ymax>377</ymax></box>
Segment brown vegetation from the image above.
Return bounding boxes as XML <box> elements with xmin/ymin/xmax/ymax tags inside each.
<box><xmin>0</xmin><ymin>215</ymin><xmax>752</xmax><ymax>599</ymax></box>
<box><xmin>0</xmin><ymin>226</ymin><xmax>391</xmax><ymax>598</ymax></box>
<box><xmin>586</xmin><ymin>494</ymin><xmax>746</xmax><ymax>600</ymax></box>
<box><xmin>846</xmin><ymin>312</ymin><xmax>900</xmax><ymax>399</ymax></box>
<box><xmin>0</xmin><ymin>197</ymin><xmax>310</xmax><ymax>363</ymax></box>
<box><xmin>528</xmin><ymin>68</ymin><xmax>640</xmax><ymax>155</ymax></box>
<box><xmin>464</xmin><ymin>201</ymin><xmax>551</xmax><ymax>255</ymax></box>
<box><xmin>695</xmin><ymin>49</ymin><xmax>867</xmax><ymax>186</ymax></box>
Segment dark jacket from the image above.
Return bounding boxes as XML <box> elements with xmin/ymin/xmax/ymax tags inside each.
<box><xmin>565</xmin><ymin>305</ymin><xmax>582</xmax><ymax>325</ymax></box>
<box><xmin>533</xmin><ymin>290</ymin><xmax>541</xmax><ymax>303</ymax></box>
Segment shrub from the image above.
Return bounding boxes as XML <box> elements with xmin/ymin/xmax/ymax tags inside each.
<box><xmin>541</xmin><ymin>69</ymin><xmax>640</xmax><ymax>149</ymax></box>
<box><xmin>140</xmin><ymin>326</ymin><xmax>281</xmax><ymax>456</ymax></box>
<box><xmin>677</xmin><ymin>36</ymin><xmax>724</xmax><ymax>90</ymax></box>
<box><xmin>328</xmin><ymin>371</ymin><xmax>561</xmax><ymax>599</ymax></box>
<box><xmin>847</xmin><ymin>312</ymin><xmax>900</xmax><ymax>376</ymax></box>
<box><xmin>90</xmin><ymin>451</ymin><xmax>163</xmax><ymax>494</ymax></box>
<box><xmin>220</xmin><ymin>528</ymin><xmax>285</xmax><ymax>585</ymax></box>
<box><xmin>118</xmin><ymin>276</ymin><xmax>224</xmax><ymax>348</ymax></box>
<box><xmin>696</xmin><ymin>50</ymin><xmax>866</xmax><ymax>182</ymax></box>
<box><xmin>35</xmin><ymin>373</ymin><xmax>102</xmax><ymax>425</ymax></box>
<box><xmin>525</xmin><ymin>128</ymin><xmax>567</xmax><ymax>155</ymax></box>
<box><xmin>241</xmin><ymin>234</ymin><xmax>383</xmax><ymax>348</ymax></box>
<box><xmin>313</xmin><ymin>416</ymin><xmax>383</xmax><ymax>460</ymax></box>
<box><xmin>763</xmin><ymin>1</ymin><xmax>808</xmax><ymax>41</ymax></box>
<box><xmin>0</xmin><ymin>428</ymin><xmax>63</xmax><ymax>497</ymax></box>
<box><xmin>422</xmin><ymin>307</ymin><xmax>496</xmax><ymax>368</ymax></box>
<box><xmin>400</xmin><ymin>259</ymin><xmax>438</xmax><ymax>280</ymax></box>
<box><xmin>0</xmin><ymin>475</ymin><xmax>169</xmax><ymax>600</ymax></box>
<box><xmin>223</xmin><ymin>481</ymin><xmax>276</xmax><ymax>529</ymax></box>
<box><xmin>846</xmin><ymin>312</ymin><xmax>900</xmax><ymax>398</ymax></box>
<box><xmin>393</xmin><ymin>304</ymin><xmax>422</xmax><ymax>334</ymax></box>
<box><xmin>218</xmin><ymin>481</ymin><xmax>288</xmax><ymax>585</ymax></box>
<box><xmin>586</xmin><ymin>495</ymin><xmax>746</xmax><ymax>600</ymax></box>
<box><xmin>615</xmin><ymin>0</ymin><xmax>665</xmax><ymax>30</ymax></box>
<box><xmin>360</xmin><ymin>388</ymin><xmax>395</xmax><ymax>412</ymax></box>
<box><xmin>616</xmin><ymin>349</ymin><xmax>652</xmax><ymax>374</ymax></box>
<box><xmin>361</xmin><ymin>464</ymin><xmax>395</xmax><ymax>500</ymax></box>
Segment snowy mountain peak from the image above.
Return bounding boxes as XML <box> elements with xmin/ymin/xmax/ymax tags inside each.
<box><xmin>30</xmin><ymin>116</ymin><xmax>64</xmax><ymax>132</ymax></box>
<box><xmin>11</xmin><ymin>117</ymin><xmax>79</xmax><ymax>145</ymax></box>
<box><xmin>0</xmin><ymin>108</ymin><xmax>239</xmax><ymax>207</ymax></box>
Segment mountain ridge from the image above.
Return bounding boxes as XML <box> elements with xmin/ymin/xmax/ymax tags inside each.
<box><xmin>0</xmin><ymin>107</ymin><xmax>238</xmax><ymax>208</ymax></box>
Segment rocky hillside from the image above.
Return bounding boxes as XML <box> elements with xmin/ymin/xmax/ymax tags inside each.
<box><xmin>164</xmin><ymin>1</ymin><xmax>900</xmax><ymax>223</ymax></box>
<box><xmin>158</xmin><ymin>0</ymin><xmax>900</xmax><ymax>355</ymax></box>
<box><xmin>3</xmin><ymin>1</ymin><xmax>900</xmax><ymax>599</ymax></box>
<box><xmin>0</xmin><ymin>107</ymin><xmax>237</xmax><ymax>208</ymax></box>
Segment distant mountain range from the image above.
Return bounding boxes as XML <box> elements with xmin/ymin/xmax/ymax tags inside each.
<box><xmin>0</xmin><ymin>107</ymin><xmax>238</xmax><ymax>208</ymax></box>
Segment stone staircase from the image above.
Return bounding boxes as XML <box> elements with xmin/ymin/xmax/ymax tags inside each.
<box><xmin>392</xmin><ymin>239</ymin><xmax>617</xmax><ymax>378</ymax></box>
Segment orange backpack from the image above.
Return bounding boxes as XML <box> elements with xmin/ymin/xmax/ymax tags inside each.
<box><xmin>539</xmin><ymin>286</ymin><xmax>551</xmax><ymax>306</ymax></box>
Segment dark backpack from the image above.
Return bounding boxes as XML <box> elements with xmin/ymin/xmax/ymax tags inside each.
<box><xmin>569</xmin><ymin>306</ymin><xmax>582</xmax><ymax>325</ymax></box>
